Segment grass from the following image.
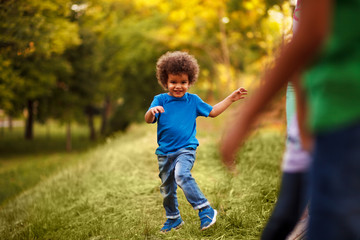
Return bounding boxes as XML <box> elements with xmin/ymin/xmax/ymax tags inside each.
<box><xmin>0</xmin><ymin>118</ymin><xmax>285</xmax><ymax>240</ymax></box>
<box><xmin>0</xmin><ymin>121</ymin><xmax>96</xmax><ymax>157</ymax></box>
<box><xmin>0</xmin><ymin>122</ymin><xmax>99</xmax><ymax>205</ymax></box>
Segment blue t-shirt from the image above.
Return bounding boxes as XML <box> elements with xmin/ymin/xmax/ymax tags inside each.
<box><xmin>149</xmin><ymin>92</ymin><xmax>213</xmax><ymax>155</ymax></box>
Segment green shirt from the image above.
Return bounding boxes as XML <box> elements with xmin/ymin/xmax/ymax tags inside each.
<box><xmin>304</xmin><ymin>0</ymin><xmax>360</xmax><ymax>133</ymax></box>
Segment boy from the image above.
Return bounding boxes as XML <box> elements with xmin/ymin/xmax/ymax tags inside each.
<box><xmin>145</xmin><ymin>51</ymin><xmax>247</xmax><ymax>232</ymax></box>
<box><xmin>220</xmin><ymin>0</ymin><xmax>360</xmax><ymax>239</ymax></box>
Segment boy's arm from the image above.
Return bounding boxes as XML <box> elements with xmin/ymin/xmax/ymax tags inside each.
<box><xmin>209</xmin><ymin>88</ymin><xmax>247</xmax><ymax>118</ymax></box>
<box><xmin>145</xmin><ymin>106</ymin><xmax>164</xmax><ymax>123</ymax></box>
<box><xmin>220</xmin><ymin>0</ymin><xmax>332</xmax><ymax>170</ymax></box>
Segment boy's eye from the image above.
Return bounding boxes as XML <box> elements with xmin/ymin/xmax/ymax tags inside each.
<box><xmin>182</xmin><ymin>81</ymin><xmax>187</xmax><ymax>84</ymax></box>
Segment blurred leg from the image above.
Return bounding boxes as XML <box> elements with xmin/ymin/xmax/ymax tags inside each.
<box><xmin>308</xmin><ymin>122</ymin><xmax>360</xmax><ymax>240</ymax></box>
<box><xmin>261</xmin><ymin>172</ymin><xmax>308</xmax><ymax>240</ymax></box>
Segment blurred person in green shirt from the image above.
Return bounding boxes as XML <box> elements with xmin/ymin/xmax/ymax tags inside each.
<box><xmin>221</xmin><ymin>0</ymin><xmax>360</xmax><ymax>239</ymax></box>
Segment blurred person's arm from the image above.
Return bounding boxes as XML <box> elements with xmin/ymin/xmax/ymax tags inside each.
<box><xmin>220</xmin><ymin>0</ymin><xmax>332</xmax><ymax>171</ymax></box>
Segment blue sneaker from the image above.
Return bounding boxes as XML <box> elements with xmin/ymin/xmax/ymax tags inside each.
<box><xmin>160</xmin><ymin>217</ymin><xmax>184</xmax><ymax>233</ymax></box>
<box><xmin>199</xmin><ymin>206</ymin><xmax>217</xmax><ymax>230</ymax></box>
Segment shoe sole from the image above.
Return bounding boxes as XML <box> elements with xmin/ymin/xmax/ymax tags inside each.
<box><xmin>174</xmin><ymin>221</ymin><xmax>185</xmax><ymax>230</ymax></box>
<box><xmin>201</xmin><ymin>209</ymin><xmax>217</xmax><ymax>231</ymax></box>
<box><xmin>160</xmin><ymin>221</ymin><xmax>184</xmax><ymax>233</ymax></box>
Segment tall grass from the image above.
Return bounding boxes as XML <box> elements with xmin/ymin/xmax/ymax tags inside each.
<box><xmin>0</xmin><ymin>119</ymin><xmax>284</xmax><ymax>239</ymax></box>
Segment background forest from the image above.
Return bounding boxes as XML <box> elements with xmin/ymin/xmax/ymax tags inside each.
<box><xmin>1</xmin><ymin>0</ymin><xmax>294</xmax><ymax>147</ymax></box>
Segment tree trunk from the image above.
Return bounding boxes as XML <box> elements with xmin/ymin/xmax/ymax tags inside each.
<box><xmin>0</xmin><ymin>116</ymin><xmax>3</xmax><ymax>137</ymax></box>
<box><xmin>66</xmin><ymin>121</ymin><xmax>72</xmax><ymax>152</ymax></box>
<box><xmin>88</xmin><ymin>112</ymin><xmax>96</xmax><ymax>141</ymax></box>
<box><xmin>46</xmin><ymin>121</ymin><xmax>51</xmax><ymax>139</ymax></box>
<box><xmin>25</xmin><ymin>99</ymin><xmax>34</xmax><ymax>140</ymax></box>
<box><xmin>100</xmin><ymin>96</ymin><xmax>111</xmax><ymax>135</ymax></box>
<box><xmin>8</xmin><ymin>116</ymin><xmax>13</xmax><ymax>131</ymax></box>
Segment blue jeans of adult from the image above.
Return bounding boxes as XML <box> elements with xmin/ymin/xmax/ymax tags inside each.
<box><xmin>308</xmin><ymin>121</ymin><xmax>360</xmax><ymax>240</ymax></box>
<box><xmin>157</xmin><ymin>148</ymin><xmax>209</xmax><ymax>219</ymax></box>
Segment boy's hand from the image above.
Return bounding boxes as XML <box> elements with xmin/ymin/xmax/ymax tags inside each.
<box><xmin>145</xmin><ymin>106</ymin><xmax>165</xmax><ymax>123</ymax></box>
<box><xmin>149</xmin><ymin>106</ymin><xmax>165</xmax><ymax>116</ymax></box>
<box><xmin>229</xmin><ymin>87</ymin><xmax>248</xmax><ymax>102</ymax></box>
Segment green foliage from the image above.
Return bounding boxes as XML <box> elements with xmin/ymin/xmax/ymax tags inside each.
<box><xmin>105</xmin><ymin>12</ymin><xmax>166</xmax><ymax>132</ymax></box>
<box><xmin>0</xmin><ymin>122</ymin><xmax>284</xmax><ymax>239</ymax></box>
<box><xmin>0</xmin><ymin>0</ymin><xmax>81</xmax><ymax>138</ymax></box>
<box><xmin>0</xmin><ymin>0</ymin><xmax>80</xmax><ymax>57</ymax></box>
<box><xmin>0</xmin><ymin>56</ymin><xmax>24</xmax><ymax>114</ymax></box>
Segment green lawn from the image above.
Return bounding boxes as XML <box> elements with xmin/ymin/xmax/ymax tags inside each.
<box><xmin>0</xmin><ymin>122</ymin><xmax>98</xmax><ymax>206</ymax></box>
<box><xmin>0</xmin><ymin>119</ymin><xmax>284</xmax><ymax>240</ymax></box>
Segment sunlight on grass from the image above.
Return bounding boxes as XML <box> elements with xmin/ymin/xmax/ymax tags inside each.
<box><xmin>0</xmin><ymin>121</ymin><xmax>284</xmax><ymax>239</ymax></box>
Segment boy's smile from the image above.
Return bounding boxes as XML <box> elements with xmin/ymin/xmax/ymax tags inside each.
<box><xmin>167</xmin><ymin>73</ymin><xmax>189</xmax><ymax>98</ymax></box>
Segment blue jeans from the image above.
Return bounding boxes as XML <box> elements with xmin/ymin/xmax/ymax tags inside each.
<box><xmin>308</xmin><ymin>121</ymin><xmax>360</xmax><ymax>240</ymax></box>
<box><xmin>157</xmin><ymin>148</ymin><xmax>209</xmax><ymax>219</ymax></box>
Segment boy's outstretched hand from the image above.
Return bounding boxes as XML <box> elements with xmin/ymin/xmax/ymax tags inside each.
<box><xmin>229</xmin><ymin>87</ymin><xmax>248</xmax><ymax>102</ymax></box>
<box><xmin>209</xmin><ymin>87</ymin><xmax>248</xmax><ymax>118</ymax></box>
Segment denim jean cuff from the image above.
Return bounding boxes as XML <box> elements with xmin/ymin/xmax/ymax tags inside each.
<box><xmin>193</xmin><ymin>201</ymin><xmax>210</xmax><ymax>210</ymax></box>
<box><xmin>166</xmin><ymin>213</ymin><xmax>181</xmax><ymax>219</ymax></box>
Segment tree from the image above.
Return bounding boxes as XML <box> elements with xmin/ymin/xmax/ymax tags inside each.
<box><xmin>0</xmin><ymin>0</ymin><xmax>81</xmax><ymax>139</ymax></box>
<box><xmin>67</xmin><ymin>0</ymin><xmax>167</xmax><ymax>134</ymax></box>
<box><xmin>100</xmin><ymin>1</ymin><xmax>166</xmax><ymax>132</ymax></box>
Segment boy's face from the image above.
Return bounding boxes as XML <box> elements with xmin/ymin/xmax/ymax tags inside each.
<box><xmin>166</xmin><ymin>73</ymin><xmax>189</xmax><ymax>98</ymax></box>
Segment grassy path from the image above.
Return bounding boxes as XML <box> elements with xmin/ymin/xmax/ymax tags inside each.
<box><xmin>0</xmin><ymin>123</ymin><xmax>97</xmax><ymax>205</ymax></box>
<box><xmin>0</xmin><ymin>121</ymin><xmax>284</xmax><ymax>239</ymax></box>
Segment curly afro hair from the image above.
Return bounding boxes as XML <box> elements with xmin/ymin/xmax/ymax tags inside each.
<box><xmin>156</xmin><ymin>51</ymin><xmax>199</xmax><ymax>90</ymax></box>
